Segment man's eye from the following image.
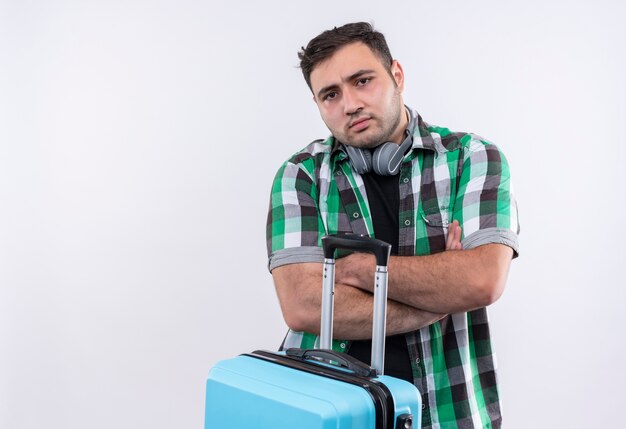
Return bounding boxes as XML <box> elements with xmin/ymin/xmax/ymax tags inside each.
<box><xmin>356</xmin><ymin>77</ymin><xmax>371</xmax><ymax>86</ymax></box>
<box><xmin>324</xmin><ymin>92</ymin><xmax>338</xmax><ymax>101</ymax></box>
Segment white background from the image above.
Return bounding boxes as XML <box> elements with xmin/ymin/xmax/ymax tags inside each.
<box><xmin>1</xmin><ymin>1</ymin><xmax>624</xmax><ymax>428</ymax></box>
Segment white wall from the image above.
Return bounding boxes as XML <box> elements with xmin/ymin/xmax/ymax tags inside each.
<box><xmin>1</xmin><ymin>1</ymin><xmax>624</xmax><ymax>428</ymax></box>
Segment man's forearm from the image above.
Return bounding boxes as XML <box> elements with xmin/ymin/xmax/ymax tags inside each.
<box><xmin>330</xmin><ymin>284</ymin><xmax>444</xmax><ymax>339</ymax></box>
<box><xmin>335</xmin><ymin>243</ymin><xmax>513</xmax><ymax>314</ymax></box>
<box><xmin>272</xmin><ymin>263</ymin><xmax>444</xmax><ymax>340</ymax></box>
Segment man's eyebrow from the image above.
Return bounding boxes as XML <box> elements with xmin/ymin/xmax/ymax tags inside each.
<box><xmin>317</xmin><ymin>84</ymin><xmax>339</xmax><ymax>100</ymax></box>
<box><xmin>316</xmin><ymin>69</ymin><xmax>376</xmax><ymax>99</ymax></box>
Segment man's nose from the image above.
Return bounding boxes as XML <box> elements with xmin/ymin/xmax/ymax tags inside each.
<box><xmin>343</xmin><ymin>88</ymin><xmax>363</xmax><ymax>116</ymax></box>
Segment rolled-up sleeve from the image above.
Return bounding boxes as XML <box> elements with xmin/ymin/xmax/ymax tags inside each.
<box><xmin>454</xmin><ymin>138</ymin><xmax>520</xmax><ymax>256</ymax></box>
<box><xmin>266</xmin><ymin>161</ymin><xmax>326</xmax><ymax>271</ymax></box>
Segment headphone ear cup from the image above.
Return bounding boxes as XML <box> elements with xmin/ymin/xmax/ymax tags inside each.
<box><xmin>372</xmin><ymin>142</ymin><xmax>404</xmax><ymax>176</ymax></box>
<box><xmin>344</xmin><ymin>145</ymin><xmax>372</xmax><ymax>174</ymax></box>
<box><xmin>372</xmin><ymin>132</ymin><xmax>415</xmax><ymax>176</ymax></box>
<box><xmin>372</xmin><ymin>142</ymin><xmax>401</xmax><ymax>175</ymax></box>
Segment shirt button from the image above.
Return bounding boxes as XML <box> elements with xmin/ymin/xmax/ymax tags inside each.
<box><xmin>415</xmin><ymin>357</ymin><xmax>420</xmax><ymax>364</ymax></box>
<box><xmin>335</xmin><ymin>170</ymin><xmax>343</xmax><ymax>176</ymax></box>
<box><xmin>404</xmin><ymin>219</ymin><xmax>411</xmax><ymax>226</ymax></box>
<box><xmin>353</xmin><ymin>212</ymin><xmax>360</xmax><ymax>218</ymax></box>
<box><xmin>403</xmin><ymin>177</ymin><xmax>409</xmax><ymax>183</ymax></box>
<box><xmin>340</xmin><ymin>343</ymin><xmax>346</xmax><ymax>349</ymax></box>
<box><xmin>422</xmin><ymin>403</ymin><xmax>426</xmax><ymax>410</ymax></box>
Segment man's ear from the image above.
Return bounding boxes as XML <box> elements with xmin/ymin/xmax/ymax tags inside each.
<box><xmin>390</xmin><ymin>60</ymin><xmax>405</xmax><ymax>91</ymax></box>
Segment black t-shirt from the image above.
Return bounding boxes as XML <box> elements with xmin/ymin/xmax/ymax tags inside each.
<box><xmin>346</xmin><ymin>171</ymin><xmax>413</xmax><ymax>383</ymax></box>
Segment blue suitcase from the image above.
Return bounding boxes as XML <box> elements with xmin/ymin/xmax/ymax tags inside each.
<box><xmin>205</xmin><ymin>235</ymin><xmax>422</xmax><ymax>428</ymax></box>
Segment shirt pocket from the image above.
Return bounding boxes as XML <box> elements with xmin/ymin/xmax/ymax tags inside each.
<box><xmin>419</xmin><ymin>205</ymin><xmax>452</xmax><ymax>254</ymax></box>
<box><xmin>420</xmin><ymin>205</ymin><xmax>451</xmax><ymax>229</ymax></box>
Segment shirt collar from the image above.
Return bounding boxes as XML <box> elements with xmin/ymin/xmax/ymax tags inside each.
<box><xmin>409</xmin><ymin>107</ymin><xmax>444</xmax><ymax>154</ymax></box>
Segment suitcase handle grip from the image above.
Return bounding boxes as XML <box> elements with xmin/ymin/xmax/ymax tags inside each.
<box><xmin>322</xmin><ymin>234</ymin><xmax>391</xmax><ymax>266</ymax></box>
<box><xmin>285</xmin><ymin>348</ymin><xmax>376</xmax><ymax>378</ymax></box>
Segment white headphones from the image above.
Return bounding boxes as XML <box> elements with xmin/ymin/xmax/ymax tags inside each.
<box><xmin>342</xmin><ymin>109</ymin><xmax>416</xmax><ymax>176</ymax></box>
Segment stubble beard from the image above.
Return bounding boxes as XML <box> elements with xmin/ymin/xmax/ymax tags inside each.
<box><xmin>333</xmin><ymin>94</ymin><xmax>404</xmax><ymax>149</ymax></box>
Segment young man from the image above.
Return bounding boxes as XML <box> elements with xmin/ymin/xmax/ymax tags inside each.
<box><xmin>266</xmin><ymin>22</ymin><xmax>519</xmax><ymax>428</ymax></box>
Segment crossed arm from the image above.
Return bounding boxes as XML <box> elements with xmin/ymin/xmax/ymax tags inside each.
<box><xmin>273</xmin><ymin>262</ymin><xmax>444</xmax><ymax>340</ymax></box>
<box><xmin>272</xmin><ymin>221</ymin><xmax>512</xmax><ymax>340</ymax></box>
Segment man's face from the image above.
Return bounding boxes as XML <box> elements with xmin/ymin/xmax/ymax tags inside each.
<box><xmin>309</xmin><ymin>42</ymin><xmax>406</xmax><ymax>149</ymax></box>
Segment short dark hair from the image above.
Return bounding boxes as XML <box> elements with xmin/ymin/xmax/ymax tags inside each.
<box><xmin>298</xmin><ymin>22</ymin><xmax>393</xmax><ymax>91</ymax></box>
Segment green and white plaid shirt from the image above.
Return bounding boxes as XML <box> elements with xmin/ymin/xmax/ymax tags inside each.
<box><xmin>266</xmin><ymin>108</ymin><xmax>519</xmax><ymax>428</ymax></box>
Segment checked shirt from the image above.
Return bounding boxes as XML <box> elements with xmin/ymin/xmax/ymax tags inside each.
<box><xmin>266</xmin><ymin>108</ymin><xmax>520</xmax><ymax>428</ymax></box>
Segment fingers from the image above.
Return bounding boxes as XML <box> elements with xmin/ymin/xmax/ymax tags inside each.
<box><xmin>446</xmin><ymin>220</ymin><xmax>463</xmax><ymax>251</ymax></box>
<box><xmin>453</xmin><ymin>221</ymin><xmax>463</xmax><ymax>250</ymax></box>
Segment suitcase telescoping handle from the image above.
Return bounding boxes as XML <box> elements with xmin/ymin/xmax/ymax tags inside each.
<box><xmin>320</xmin><ymin>234</ymin><xmax>392</xmax><ymax>376</ymax></box>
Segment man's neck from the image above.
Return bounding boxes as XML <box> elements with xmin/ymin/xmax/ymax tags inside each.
<box><xmin>389</xmin><ymin>105</ymin><xmax>410</xmax><ymax>144</ymax></box>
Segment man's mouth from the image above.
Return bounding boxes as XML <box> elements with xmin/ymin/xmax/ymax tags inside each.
<box><xmin>349</xmin><ymin>117</ymin><xmax>371</xmax><ymax>131</ymax></box>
